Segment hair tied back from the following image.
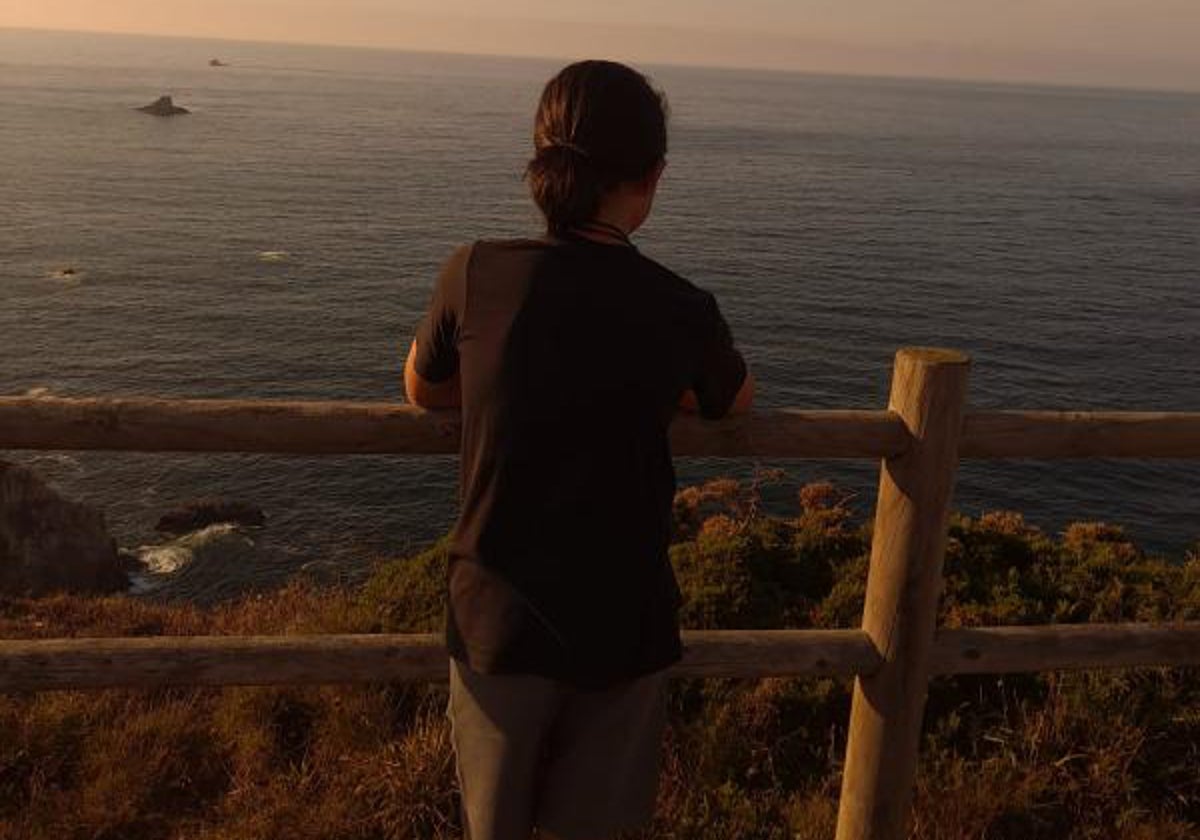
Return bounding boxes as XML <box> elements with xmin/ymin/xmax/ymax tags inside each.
<box><xmin>543</xmin><ymin>139</ymin><xmax>591</xmax><ymax>159</ymax></box>
<box><xmin>527</xmin><ymin>60</ymin><xmax>668</xmax><ymax>236</ymax></box>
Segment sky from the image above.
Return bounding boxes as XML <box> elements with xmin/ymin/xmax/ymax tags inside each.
<box><xmin>6</xmin><ymin>0</ymin><xmax>1200</xmax><ymax>91</ymax></box>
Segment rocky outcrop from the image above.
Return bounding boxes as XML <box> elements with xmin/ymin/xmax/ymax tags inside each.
<box><xmin>155</xmin><ymin>498</ymin><xmax>265</xmax><ymax>535</ymax></box>
<box><xmin>0</xmin><ymin>460</ymin><xmax>129</xmax><ymax>596</ymax></box>
<box><xmin>137</xmin><ymin>96</ymin><xmax>190</xmax><ymax>116</ymax></box>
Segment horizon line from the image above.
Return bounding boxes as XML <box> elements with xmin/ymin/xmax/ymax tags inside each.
<box><xmin>4</xmin><ymin>24</ymin><xmax>1200</xmax><ymax>99</ymax></box>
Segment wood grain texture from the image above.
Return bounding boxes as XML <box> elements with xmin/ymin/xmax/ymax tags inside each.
<box><xmin>930</xmin><ymin>622</ymin><xmax>1200</xmax><ymax>674</ymax></box>
<box><xmin>0</xmin><ymin>397</ymin><xmax>909</xmax><ymax>459</ymax></box>
<box><xmin>0</xmin><ymin>397</ymin><xmax>465</xmax><ymax>455</ymax></box>
<box><xmin>4</xmin><ymin>623</ymin><xmax>1195</xmax><ymax>692</ymax></box>
<box><xmin>678</xmin><ymin>629</ymin><xmax>881</xmax><ymax>678</ymax></box>
<box><xmin>837</xmin><ymin>347</ymin><xmax>972</xmax><ymax>840</ymax></box>
<box><xmin>6</xmin><ymin>399</ymin><xmax>1199</xmax><ymax>460</ymax></box>
<box><xmin>961</xmin><ymin>410</ymin><xmax>1200</xmax><ymax>458</ymax></box>
<box><xmin>0</xmin><ymin>630</ymin><xmax>882</xmax><ymax>692</ymax></box>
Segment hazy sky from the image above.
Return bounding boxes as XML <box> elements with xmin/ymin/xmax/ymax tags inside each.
<box><xmin>7</xmin><ymin>0</ymin><xmax>1200</xmax><ymax>91</ymax></box>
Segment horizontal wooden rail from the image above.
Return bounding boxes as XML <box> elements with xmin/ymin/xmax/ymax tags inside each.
<box><xmin>962</xmin><ymin>410</ymin><xmax>1200</xmax><ymax>459</ymax></box>
<box><xmin>930</xmin><ymin>623</ymin><xmax>1200</xmax><ymax>674</ymax></box>
<box><xmin>3</xmin><ymin>623</ymin><xmax>1198</xmax><ymax>692</ymax></box>
<box><xmin>3</xmin><ymin>397</ymin><xmax>1199</xmax><ymax>459</ymax></box>
<box><xmin>0</xmin><ymin>630</ymin><xmax>880</xmax><ymax>692</ymax></box>
<box><xmin>0</xmin><ymin>397</ymin><xmax>908</xmax><ymax>459</ymax></box>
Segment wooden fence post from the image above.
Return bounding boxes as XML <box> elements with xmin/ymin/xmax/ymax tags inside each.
<box><xmin>836</xmin><ymin>347</ymin><xmax>971</xmax><ymax>840</ymax></box>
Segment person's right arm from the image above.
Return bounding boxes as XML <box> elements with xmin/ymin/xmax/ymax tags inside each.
<box><xmin>403</xmin><ymin>245</ymin><xmax>470</xmax><ymax>410</ymax></box>
<box><xmin>679</xmin><ymin>295</ymin><xmax>753</xmax><ymax>418</ymax></box>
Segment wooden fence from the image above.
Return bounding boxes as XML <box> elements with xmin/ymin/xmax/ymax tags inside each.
<box><xmin>2</xmin><ymin>346</ymin><xmax>1199</xmax><ymax>840</ymax></box>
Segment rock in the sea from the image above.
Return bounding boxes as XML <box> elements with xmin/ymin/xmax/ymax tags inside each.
<box><xmin>155</xmin><ymin>498</ymin><xmax>266</xmax><ymax>534</ymax></box>
<box><xmin>0</xmin><ymin>460</ymin><xmax>128</xmax><ymax>596</ymax></box>
<box><xmin>137</xmin><ymin>95</ymin><xmax>190</xmax><ymax>116</ymax></box>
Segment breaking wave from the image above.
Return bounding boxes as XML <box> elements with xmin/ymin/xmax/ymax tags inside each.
<box><xmin>128</xmin><ymin>523</ymin><xmax>300</xmax><ymax>604</ymax></box>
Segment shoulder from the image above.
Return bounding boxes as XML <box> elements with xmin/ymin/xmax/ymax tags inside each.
<box><xmin>457</xmin><ymin>237</ymin><xmax>558</xmax><ymax>273</ymax></box>
<box><xmin>428</xmin><ymin>243</ymin><xmax>476</xmax><ymax>311</ymax></box>
<box><xmin>469</xmin><ymin>237</ymin><xmax>550</xmax><ymax>258</ymax></box>
<box><xmin>434</xmin><ymin>239</ymin><xmax>524</xmax><ymax>296</ymax></box>
<box><xmin>440</xmin><ymin>241</ymin><xmax>477</xmax><ymax>275</ymax></box>
<box><xmin>440</xmin><ymin>237</ymin><xmax>543</xmax><ymax>273</ymax></box>
<box><xmin>631</xmin><ymin>249</ymin><xmax>717</xmax><ymax>312</ymax></box>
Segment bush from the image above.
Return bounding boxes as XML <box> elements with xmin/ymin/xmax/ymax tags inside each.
<box><xmin>1</xmin><ymin>478</ymin><xmax>1197</xmax><ymax>839</ymax></box>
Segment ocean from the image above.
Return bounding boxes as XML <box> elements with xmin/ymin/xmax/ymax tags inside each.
<box><xmin>3</xmin><ymin>29</ymin><xmax>1199</xmax><ymax>600</ymax></box>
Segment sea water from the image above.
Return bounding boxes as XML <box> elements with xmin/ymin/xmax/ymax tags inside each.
<box><xmin>2</xmin><ymin>29</ymin><xmax>1198</xmax><ymax>598</ymax></box>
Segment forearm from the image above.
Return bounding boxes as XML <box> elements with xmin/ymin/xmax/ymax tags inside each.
<box><xmin>729</xmin><ymin>370</ymin><xmax>755</xmax><ymax>414</ymax></box>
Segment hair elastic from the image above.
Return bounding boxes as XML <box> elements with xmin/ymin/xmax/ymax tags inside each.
<box><xmin>542</xmin><ymin>139</ymin><xmax>591</xmax><ymax>159</ymax></box>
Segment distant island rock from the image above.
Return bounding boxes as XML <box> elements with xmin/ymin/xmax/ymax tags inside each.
<box><xmin>155</xmin><ymin>498</ymin><xmax>266</xmax><ymax>535</ymax></box>
<box><xmin>137</xmin><ymin>95</ymin><xmax>190</xmax><ymax>116</ymax></box>
<box><xmin>0</xmin><ymin>460</ymin><xmax>130</xmax><ymax>597</ymax></box>
<box><xmin>209</xmin><ymin>58</ymin><xmax>228</xmax><ymax>67</ymax></box>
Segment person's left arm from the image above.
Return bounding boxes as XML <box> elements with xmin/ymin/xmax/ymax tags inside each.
<box><xmin>404</xmin><ymin>245</ymin><xmax>470</xmax><ymax>409</ymax></box>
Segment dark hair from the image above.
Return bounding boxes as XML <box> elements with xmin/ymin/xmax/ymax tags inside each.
<box><xmin>526</xmin><ymin>60</ymin><xmax>668</xmax><ymax>236</ymax></box>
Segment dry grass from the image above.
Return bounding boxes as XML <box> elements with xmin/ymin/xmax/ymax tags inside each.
<box><xmin>2</xmin><ymin>478</ymin><xmax>1198</xmax><ymax>839</ymax></box>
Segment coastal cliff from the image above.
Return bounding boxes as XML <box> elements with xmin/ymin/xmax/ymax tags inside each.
<box><xmin>0</xmin><ymin>460</ymin><xmax>128</xmax><ymax>596</ymax></box>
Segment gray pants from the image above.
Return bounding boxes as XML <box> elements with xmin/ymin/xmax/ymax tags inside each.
<box><xmin>447</xmin><ymin>658</ymin><xmax>669</xmax><ymax>840</ymax></box>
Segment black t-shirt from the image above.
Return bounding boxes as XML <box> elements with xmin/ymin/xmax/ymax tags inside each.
<box><xmin>413</xmin><ymin>235</ymin><xmax>747</xmax><ymax>688</ymax></box>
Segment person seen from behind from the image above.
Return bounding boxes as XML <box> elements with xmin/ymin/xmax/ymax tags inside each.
<box><xmin>404</xmin><ymin>59</ymin><xmax>754</xmax><ymax>840</ymax></box>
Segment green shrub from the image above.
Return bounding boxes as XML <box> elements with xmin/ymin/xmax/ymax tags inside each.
<box><xmin>359</xmin><ymin>537</ymin><xmax>450</xmax><ymax>633</ymax></box>
<box><xmin>1</xmin><ymin>478</ymin><xmax>1198</xmax><ymax>839</ymax></box>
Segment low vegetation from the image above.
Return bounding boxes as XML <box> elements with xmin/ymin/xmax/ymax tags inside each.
<box><xmin>1</xmin><ymin>477</ymin><xmax>1198</xmax><ymax>839</ymax></box>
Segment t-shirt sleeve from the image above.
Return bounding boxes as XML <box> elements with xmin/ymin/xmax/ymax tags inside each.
<box><xmin>412</xmin><ymin>244</ymin><xmax>471</xmax><ymax>383</ymax></box>
<box><xmin>692</xmin><ymin>293</ymin><xmax>748</xmax><ymax>419</ymax></box>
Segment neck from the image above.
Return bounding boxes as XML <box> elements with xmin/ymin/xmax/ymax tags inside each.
<box><xmin>561</xmin><ymin>186</ymin><xmax>650</xmax><ymax>244</ymax></box>
<box><xmin>598</xmin><ymin>202</ymin><xmax>642</xmax><ymax>232</ymax></box>
<box><xmin>572</xmin><ymin>217</ymin><xmax>631</xmax><ymax>246</ymax></box>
